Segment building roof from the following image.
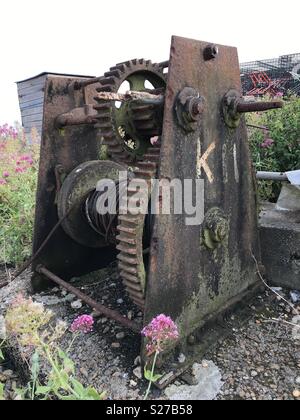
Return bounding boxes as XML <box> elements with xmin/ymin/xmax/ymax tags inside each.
<box><xmin>16</xmin><ymin>72</ymin><xmax>95</xmax><ymax>84</ymax></box>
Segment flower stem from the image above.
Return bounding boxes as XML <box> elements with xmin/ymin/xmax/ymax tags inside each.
<box><xmin>42</xmin><ymin>343</ymin><xmax>81</xmax><ymax>399</ymax></box>
<box><xmin>144</xmin><ymin>350</ymin><xmax>159</xmax><ymax>401</ymax></box>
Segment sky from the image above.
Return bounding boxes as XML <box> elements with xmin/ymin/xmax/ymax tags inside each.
<box><xmin>0</xmin><ymin>0</ymin><xmax>299</xmax><ymax>125</ymax></box>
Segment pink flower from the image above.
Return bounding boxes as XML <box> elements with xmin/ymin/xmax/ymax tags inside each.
<box><xmin>142</xmin><ymin>314</ymin><xmax>179</xmax><ymax>355</ymax></box>
<box><xmin>15</xmin><ymin>167</ymin><xmax>27</xmax><ymax>174</ymax></box>
<box><xmin>261</xmin><ymin>138</ymin><xmax>274</xmax><ymax>149</ymax></box>
<box><xmin>3</xmin><ymin>171</ymin><xmax>9</xmax><ymax>178</ymax></box>
<box><xmin>70</xmin><ymin>315</ymin><xmax>94</xmax><ymax>334</ymax></box>
<box><xmin>20</xmin><ymin>155</ymin><xmax>31</xmax><ymax>161</ymax></box>
<box><xmin>0</xmin><ymin>179</ymin><xmax>7</xmax><ymax>185</ymax></box>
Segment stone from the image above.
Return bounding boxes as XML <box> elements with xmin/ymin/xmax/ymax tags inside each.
<box><xmin>251</xmin><ymin>371</ymin><xmax>258</xmax><ymax>377</ymax></box>
<box><xmin>259</xmin><ymin>203</ymin><xmax>300</xmax><ymax>289</ymax></box>
<box><xmin>71</xmin><ymin>300</ymin><xmax>82</xmax><ymax>309</ymax></box>
<box><xmin>295</xmin><ymin>377</ymin><xmax>300</xmax><ymax>385</ymax></box>
<box><xmin>111</xmin><ymin>342</ymin><xmax>120</xmax><ymax>349</ymax></box>
<box><xmin>130</xmin><ymin>380</ymin><xmax>137</xmax><ymax>387</ymax></box>
<box><xmin>0</xmin><ymin>315</ymin><xmax>6</xmax><ymax>340</ymax></box>
<box><xmin>127</xmin><ymin>311</ymin><xmax>134</xmax><ymax>320</ymax></box>
<box><xmin>35</xmin><ymin>295</ymin><xmax>62</xmax><ymax>306</ymax></box>
<box><xmin>134</xmin><ymin>356</ymin><xmax>141</xmax><ymax>366</ymax></box>
<box><xmin>116</xmin><ymin>332</ymin><xmax>125</xmax><ymax>340</ymax></box>
<box><xmin>133</xmin><ymin>366</ymin><xmax>142</xmax><ymax>380</ymax></box>
<box><xmin>165</xmin><ymin>361</ymin><xmax>223</xmax><ymax>401</ymax></box>
<box><xmin>80</xmin><ymin>367</ymin><xmax>89</xmax><ymax>378</ymax></box>
<box><xmin>178</xmin><ymin>353</ymin><xmax>186</xmax><ymax>364</ymax></box>
<box><xmin>117</xmin><ymin>299</ymin><xmax>124</xmax><ymax>304</ymax></box>
<box><xmin>293</xmin><ymin>390</ymin><xmax>300</xmax><ymax>398</ymax></box>
<box><xmin>65</xmin><ymin>293</ymin><xmax>76</xmax><ymax>302</ymax></box>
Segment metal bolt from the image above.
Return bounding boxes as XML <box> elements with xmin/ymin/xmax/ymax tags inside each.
<box><xmin>204</xmin><ymin>44</ymin><xmax>219</xmax><ymax>61</ymax></box>
<box><xmin>187</xmin><ymin>97</ymin><xmax>205</xmax><ymax>121</ymax></box>
<box><xmin>176</xmin><ymin>87</ymin><xmax>205</xmax><ymax>132</ymax></box>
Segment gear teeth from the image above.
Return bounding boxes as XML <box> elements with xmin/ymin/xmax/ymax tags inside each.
<box><xmin>100</xmin><ymin>77</ymin><xmax>116</xmax><ymax>86</ymax></box>
<box><xmin>143</xmin><ymin>154</ymin><xmax>160</xmax><ymax>162</ymax></box>
<box><xmin>117</xmin><ymin>225</ymin><xmax>136</xmax><ymax>235</ymax></box>
<box><xmin>136</xmin><ymin>162</ymin><xmax>157</xmax><ymax>170</ymax></box>
<box><xmin>118</xmin><ymin>215</ymin><xmax>139</xmax><ymax>224</ymax></box>
<box><xmin>117</xmin><ymin>254</ymin><xmax>138</xmax><ymax>265</ymax></box>
<box><xmin>104</xmin><ymin>70</ymin><xmax>121</xmax><ymax>78</ymax></box>
<box><xmin>117</xmin><ymin>145</ymin><xmax>159</xmax><ymax>310</ymax></box>
<box><xmin>116</xmin><ymin>234</ymin><xmax>136</xmax><ymax>245</ymax></box>
<box><xmin>123</xmin><ymin>280</ymin><xmax>144</xmax><ymax>292</ymax></box>
<box><xmin>119</xmin><ymin>263</ymin><xmax>138</xmax><ymax>275</ymax></box>
<box><xmin>116</xmin><ymin>244</ymin><xmax>137</xmax><ymax>255</ymax></box>
<box><xmin>120</xmin><ymin>271</ymin><xmax>139</xmax><ymax>283</ymax></box>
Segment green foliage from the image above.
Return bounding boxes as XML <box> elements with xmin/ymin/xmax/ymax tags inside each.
<box><xmin>0</xmin><ymin>126</ymin><xmax>39</xmax><ymax>266</ymax></box>
<box><xmin>1</xmin><ymin>296</ymin><xmax>105</xmax><ymax>400</ymax></box>
<box><xmin>247</xmin><ymin>96</ymin><xmax>300</xmax><ymax>201</ymax></box>
<box><xmin>0</xmin><ymin>382</ymin><xmax>4</xmax><ymax>401</ymax></box>
<box><xmin>144</xmin><ymin>364</ymin><xmax>162</xmax><ymax>383</ymax></box>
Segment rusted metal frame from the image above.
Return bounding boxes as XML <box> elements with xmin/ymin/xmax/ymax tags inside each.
<box><xmin>145</xmin><ymin>35</ymin><xmax>261</xmax><ymax>346</ymax></box>
<box><xmin>256</xmin><ymin>171</ymin><xmax>288</xmax><ymax>181</ymax></box>
<box><xmin>36</xmin><ymin>265</ymin><xmax>141</xmax><ymax>333</ymax></box>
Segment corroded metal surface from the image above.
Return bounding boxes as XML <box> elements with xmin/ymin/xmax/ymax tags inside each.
<box><xmin>36</xmin><ymin>265</ymin><xmax>141</xmax><ymax>332</ymax></box>
<box><xmin>57</xmin><ymin>160</ymin><xmax>126</xmax><ymax>248</ymax></box>
<box><xmin>31</xmin><ymin>76</ymin><xmax>115</xmax><ymax>291</ymax></box>
<box><xmin>144</xmin><ymin>37</ymin><xmax>261</xmax><ymax>348</ymax></box>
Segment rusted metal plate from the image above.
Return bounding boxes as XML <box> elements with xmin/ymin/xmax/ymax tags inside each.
<box><xmin>144</xmin><ymin>37</ymin><xmax>261</xmax><ymax>348</ymax></box>
<box><xmin>31</xmin><ymin>76</ymin><xmax>115</xmax><ymax>291</ymax></box>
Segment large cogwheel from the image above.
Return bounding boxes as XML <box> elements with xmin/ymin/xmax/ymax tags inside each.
<box><xmin>116</xmin><ymin>146</ymin><xmax>160</xmax><ymax>309</ymax></box>
<box><xmin>93</xmin><ymin>59</ymin><xmax>166</xmax><ymax>163</ymax></box>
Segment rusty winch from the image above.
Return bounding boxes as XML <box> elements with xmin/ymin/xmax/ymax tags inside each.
<box><xmin>31</xmin><ymin>36</ymin><xmax>282</xmax><ymax>383</ymax></box>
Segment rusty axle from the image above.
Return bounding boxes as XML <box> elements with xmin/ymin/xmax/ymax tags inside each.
<box><xmin>236</xmin><ymin>100</ymin><xmax>283</xmax><ymax>113</ymax></box>
<box><xmin>36</xmin><ymin>265</ymin><xmax>141</xmax><ymax>333</ymax></box>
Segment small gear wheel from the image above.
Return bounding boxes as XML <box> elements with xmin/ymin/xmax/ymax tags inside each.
<box><xmin>94</xmin><ymin>59</ymin><xmax>166</xmax><ymax>163</ymax></box>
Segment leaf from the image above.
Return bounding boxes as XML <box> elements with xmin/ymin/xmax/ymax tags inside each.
<box><xmin>152</xmin><ymin>373</ymin><xmax>163</xmax><ymax>382</ymax></box>
<box><xmin>31</xmin><ymin>351</ymin><xmax>40</xmax><ymax>380</ymax></box>
<box><xmin>70</xmin><ymin>378</ymin><xmax>85</xmax><ymax>396</ymax></box>
<box><xmin>63</xmin><ymin>357</ymin><xmax>75</xmax><ymax>375</ymax></box>
<box><xmin>58</xmin><ymin>349</ymin><xmax>68</xmax><ymax>360</ymax></box>
<box><xmin>0</xmin><ymin>382</ymin><xmax>5</xmax><ymax>401</ymax></box>
<box><xmin>85</xmin><ymin>387</ymin><xmax>105</xmax><ymax>400</ymax></box>
<box><xmin>144</xmin><ymin>368</ymin><xmax>162</xmax><ymax>382</ymax></box>
<box><xmin>144</xmin><ymin>368</ymin><xmax>152</xmax><ymax>381</ymax></box>
<box><xmin>35</xmin><ymin>386</ymin><xmax>52</xmax><ymax>396</ymax></box>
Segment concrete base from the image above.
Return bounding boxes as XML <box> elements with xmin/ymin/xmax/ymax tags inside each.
<box><xmin>259</xmin><ymin>203</ymin><xmax>300</xmax><ymax>290</ymax></box>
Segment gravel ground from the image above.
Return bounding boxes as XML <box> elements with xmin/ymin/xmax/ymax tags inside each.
<box><xmin>0</xmin><ymin>264</ymin><xmax>299</xmax><ymax>400</ymax></box>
